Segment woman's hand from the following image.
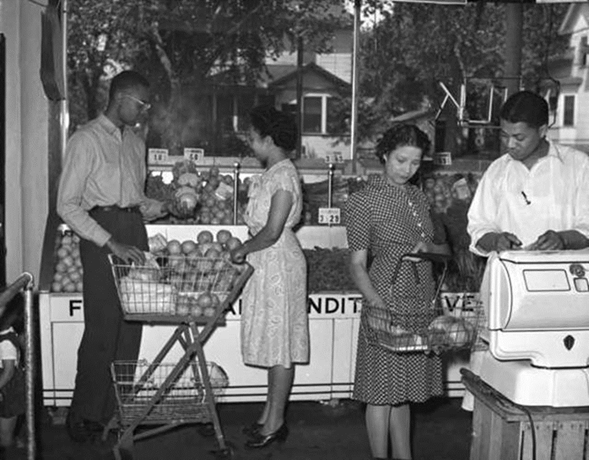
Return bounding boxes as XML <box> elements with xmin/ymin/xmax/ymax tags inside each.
<box><xmin>365</xmin><ymin>296</ymin><xmax>386</xmax><ymax>310</ymax></box>
<box><xmin>230</xmin><ymin>244</ymin><xmax>247</xmax><ymax>264</ymax></box>
<box><xmin>404</xmin><ymin>241</ymin><xmax>429</xmax><ymax>262</ymax></box>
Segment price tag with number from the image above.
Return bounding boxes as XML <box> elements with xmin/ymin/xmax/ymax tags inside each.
<box><xmin>325</xmin><ymin>152</ymin><xmax>344</xmax><ymax>163</ymax></box>
<box><xmin>184</xmin><ymin>148</ymin><xmax>204</xmax><ymax>163</ymax></box>
<box><xmin>318</xmin><ymin>207</ymin><xmax>341</xmax><ymax>225</ymax></box>
<box><xmin>148</xmin><ymin>148</ymin><xmax>169</xmax><ymax>165</ymax></box>
<box><xmin>324</xmin><ymin>153</ymin><xmax>344</xmax><ymax>164</ymax></box>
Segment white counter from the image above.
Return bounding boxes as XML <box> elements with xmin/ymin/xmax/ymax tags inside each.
<box><xmin>39</xmin><ymin>224</ymin><xmax>470</xmax><ymax>406</ymax></box>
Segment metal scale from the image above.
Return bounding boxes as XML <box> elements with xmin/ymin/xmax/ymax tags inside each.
<box><xmin>478</xmin><ymin>250</ymin><xmax>589</xmax><ymax>407</ymax></box>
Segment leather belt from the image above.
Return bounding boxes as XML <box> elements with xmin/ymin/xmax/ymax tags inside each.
<box><xmin>91</xmin><ymin>205</ymin><xmax>141</xmax><ymax>214</ymax></box>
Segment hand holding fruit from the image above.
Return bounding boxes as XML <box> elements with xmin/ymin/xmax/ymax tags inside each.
<box><xmin>169</xmin><ymin>194</ymin><xmax>199</xmax><ymax>219</ymax></box>
<box><xmin>139</xmin><ymin>199</ymin><xmax>169</xmax><ymax>222</ymax></box>
<box><xmin>230</xmin><ymin>243</ymin><xmax>247</xmax><ymax>264</ymax></box>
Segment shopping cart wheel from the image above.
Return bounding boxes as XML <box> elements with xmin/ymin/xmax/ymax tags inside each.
<box><xmin>210</xmin><ymin>446</ymin><xmax>233</xmax><ymax>459</ymax></box>
<box><xmin>113</xmin><ymin>432</ymin><xmax>135</xmax><ymax>460</ymax></box>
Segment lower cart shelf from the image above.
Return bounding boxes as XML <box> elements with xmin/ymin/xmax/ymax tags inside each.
<box><xmin>112</xmin><ymin>360</ymin><xmax>227</xmax><ymax>426</ymax></box>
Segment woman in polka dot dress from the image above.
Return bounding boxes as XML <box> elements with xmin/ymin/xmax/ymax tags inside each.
<box><xmin>345</xmin><ymin>124</ymin><xmax>450</xmax><ymax>460</ymax></box>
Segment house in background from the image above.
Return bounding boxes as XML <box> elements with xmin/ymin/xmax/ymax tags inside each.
<box><xmin>547</xmin><ymin>3</ymin><xmax>589</xmax><ymax>153</ymax></box>
<box><xmin>208</xmin><ymin>14</ymin><xmax>354</xmax><ymax>161</ymax></box>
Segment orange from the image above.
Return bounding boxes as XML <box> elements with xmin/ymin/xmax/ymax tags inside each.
<box><xmin>196</xmin><ymin>292</ymin><xmax>213</xmax><ymax>308</ymax></box>
<box><xmin>167</xmin><ymin>240</ymin><xmax>182</xmax><ymax>255</ymax></box>
<box><xmin>196</xmin><ymin>230</ymin><xmax>214</xmax><ymax>244</ymax></box>
<box><xmin>181</xmin><ymin>239</ymin><xmax>198</xmax><ymax>254</ymax></box>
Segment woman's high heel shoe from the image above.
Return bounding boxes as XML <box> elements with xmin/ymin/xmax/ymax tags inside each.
<box><xmin>245</xmin><ymin>424</ymin><xmax>288</xmax><ymax>449</ymax></box>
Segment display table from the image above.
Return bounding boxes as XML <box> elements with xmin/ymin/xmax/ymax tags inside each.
<box><xmin>39</xmin><ymin>223</ymin><xmax>472</xmax><ymax>406</ymax></box>
<box><xmin>461</xmin><ymin>368</ymin><xmax>589</xmax><ymax>460</ymax></box>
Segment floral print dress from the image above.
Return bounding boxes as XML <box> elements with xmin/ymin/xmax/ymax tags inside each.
<box><xmin>241</xmin><ymin>159</ymin><xmax>309</xmax><ymax>368</ymax></box>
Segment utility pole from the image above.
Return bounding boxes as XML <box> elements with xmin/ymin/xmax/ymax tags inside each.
<box><xmin>296</xmin><ymin>36</ymin><xmax>304</xmax><ymax>158</ymax></box>
<box><xmin>350</xmin><ymin>0</ymin><xmax>361</xmax><ymax>173</ymax></box>
<box><xmin>504</xmin><ymin>3</ymin><xmax>523</xmax><ymax>96</ymax></box>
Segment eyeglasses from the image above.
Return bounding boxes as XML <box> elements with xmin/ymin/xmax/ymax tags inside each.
<box><xmin>123</xmin><ymin>94</ymin><xmax>151</xmax><ymax>111</ymax></box>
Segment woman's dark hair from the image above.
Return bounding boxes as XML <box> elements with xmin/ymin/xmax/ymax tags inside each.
<box><xmin>249</xmin><ymin>105</ymin><xmax>298</xmax><ymax>152</ymax></box>
<box><xmin>375</xmin><ymin>124</ymin><xmax>431</xmax><ymax>165</ymax></box>
<box><xmin>500</xmin><ymin>90</ymin><xmax>548</xmax><ymax>128</ymax></box>
<box><xmin>108</xmin><ymin>70</ymin><xmax>150</xmax><ymax>101</ymax></box>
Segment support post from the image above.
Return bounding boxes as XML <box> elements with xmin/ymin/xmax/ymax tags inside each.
<box><xmin>504</xmin><ymin>4</ymin><xmax>523</xmax><ymax>96</ymax></box>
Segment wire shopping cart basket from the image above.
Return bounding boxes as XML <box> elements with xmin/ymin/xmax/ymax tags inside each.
<box><xmin>362</xmin><ymin>252</ymin><xmax>486</xmax><ymax>354</ymax></box>
<box><xmin>107</xmin><ymin>253</ymin><xmax>253</xmax><ymax>460</ymax></box>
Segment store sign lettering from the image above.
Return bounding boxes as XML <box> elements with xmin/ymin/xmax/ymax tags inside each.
<box><xmin>440</xmin><ymin>292</ymin><xmax>479</xmax><ymax>312</ymax></box>
<box><xmin>69</xmin><ymin>299</ymin><xmax>82</xmax><ymax>317</ymax></box>
<box><xmin>55</xmin><ymin>293</ymin><xmax>364</xmax><ymax>319</ymax></box>
<box><xmin>225</xmin><ymin>294</ymin><xmax>363</xmax><ymax>317</ymax></box>
<box><xmin>307</xmin><ymin>295</ymin><xmax>362</xmax><ymax>315</ymax></box>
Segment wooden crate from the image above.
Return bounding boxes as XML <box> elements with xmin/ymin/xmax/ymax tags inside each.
<box><xmin>462</xmin><ymin>369</ymin><xmax>589</xmax><ymax>460</ymax></box>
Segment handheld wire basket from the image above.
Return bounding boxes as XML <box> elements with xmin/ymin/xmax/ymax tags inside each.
<box><xmin>108</xmin><ymin>253</ymin><xmax>253</xmax><ymax>322</ymax></box>
<box><xmin>362</xmin><ymin>253</ymin><xmax>486</xmax><ymax>354</ymax></box>
<box><xmin>111</xmin><ymin>359</ymin><xmax>228</xmax><ymax>426</ymax></box>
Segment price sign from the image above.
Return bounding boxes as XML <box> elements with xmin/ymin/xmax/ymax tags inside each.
<box><xmin>318</xmin><ymin>207</ymin><xmax>341</xmax><ymax>225</ymax></box>
<box><xmin>184</xmin><ymin>148</ymin><xmax>205</xmax><ymax>163</ymax></box>
<box><xmin>148</xmin><ymin>148</ymin><xmax>169</xmax><ymax>165</ymax></box>
<box><xmin>433</xmin><ymin>151</ymin><xmax>452</xmax><ymax>166</ymax></box>
<box><xmin>324</xmin><ymin>153</ymin><xmax>344</xmax><ymax>164</ymax></box>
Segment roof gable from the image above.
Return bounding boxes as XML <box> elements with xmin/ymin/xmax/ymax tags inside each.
<box><xmin>267</xmin><ymin>62</ymin><xmax>351</xmax><ymax>93</ymax></box>
<box><xmin>560</xmin><ymin>3</ymin><xmax>589</xmax><ymax>35</ymax></box>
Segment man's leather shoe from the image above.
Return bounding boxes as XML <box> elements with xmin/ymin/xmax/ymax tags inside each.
<box><xmin>66</xmin><ymin>410</ymin><xmax>102</xmax><ymax>443</ymax></box>
<box><xmin>242</xmin><ymin>421</ymin><xmax>263</xmax><ymax>436</ymax></box>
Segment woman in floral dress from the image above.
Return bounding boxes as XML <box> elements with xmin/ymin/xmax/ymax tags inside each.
<box><xmin>230</xmin><ymin>105</ymin><xmax>308</xmax><ymax>449</ymax></box>
<box><xmin>345</xmin><ymin>124</ymin><xmax>450</xmax><ymax>460</ymax></box>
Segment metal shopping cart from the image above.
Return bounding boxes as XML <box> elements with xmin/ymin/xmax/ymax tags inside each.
<box><xmin>107</xmin><ymin>253</ymin><xmax>253</xmax><ymax>460</ymax></box>
<box><xmin>362</xmin><ymin>252</ymin><xmax>485</xmax><ymax>354</ymax></box>
<box><xmin>0</xmin><ymin>273</ymin><xmax>35</xmax><ymax>460</ymax></box>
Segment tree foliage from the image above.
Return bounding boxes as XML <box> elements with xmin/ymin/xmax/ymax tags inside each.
<box><xmin>67</xmin><ymin>0</ymin><xmax>347</xmax><ymax>138</ymax></box>
<box><xmin>355</xmin><ymin>2</ymin><xmax>569</xmax><ymax>141</ymax></box>
<box><xmin>68</xmin><ymin>1</ymin><xmax>571</xmax><ymax>155</ymax></box>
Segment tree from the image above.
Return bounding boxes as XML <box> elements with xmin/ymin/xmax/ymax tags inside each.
<box><xmin>353</xmin><ymin>2</ymin><xmax>569</xmax><ymax>150</ymax></box>
<box><xmin>67</xmin><ymin>0</ymin><xmax>347</xmax><ymax>153</ymax></box>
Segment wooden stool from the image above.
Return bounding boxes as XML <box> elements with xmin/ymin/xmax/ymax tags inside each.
<box><xmin>461</xmin><ymin>368</ymin><xmax>589</xmax><ymax>460</ymax></box>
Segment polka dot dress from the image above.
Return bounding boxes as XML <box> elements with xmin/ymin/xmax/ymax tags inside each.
<box><xmin>345</xmin><ymin>175</ymin><xmax>443</xmax><ymax>405</ymax></box>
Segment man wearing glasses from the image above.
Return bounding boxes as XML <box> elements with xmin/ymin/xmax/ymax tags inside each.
<box><xmin>57</xmin><ymin>70</ymin><xmax>169</xmax><ymax>442</ymax></box>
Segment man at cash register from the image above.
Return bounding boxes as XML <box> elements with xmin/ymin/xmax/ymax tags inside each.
<box><xmin>467</xmin><ymin>90</ymin><xmax>589</xmax><ymax>256</ymax></box>
<box><xmin>463</xmin><ymin>90</ymin><xmax>589</xmax><ymax>411</ymax></box>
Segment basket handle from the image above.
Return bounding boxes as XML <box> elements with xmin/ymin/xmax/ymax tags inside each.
<box><xmin>390</xmin><ymin>252</ymin><xmax>449</xmax><ymax>297</ymax></box>
<box><xmin>390</xmin><ymin>257</ymin><xmax>421</xmax><ymax>287</ymax></box>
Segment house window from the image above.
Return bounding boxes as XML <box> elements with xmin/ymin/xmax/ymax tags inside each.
<box><xmin>293</xmin><ymin>95</ymin><xmax>347</xmax><ymax>134</ymax></box>
<box><xmin>281</xmin><ymin>102</ymin><xmax>297</xmax><ymax>118</ymax></box>
<box><xmin>563</xmin><ymin>95</ymin><xmax>575</xmax><ymax>127</ymax></box>
<box><xmin>216</xmin><ymin>95</ymin><xmax>234</xmax><ymax>132</ymax></box>
<box><xmin>303</xmin><ymin>97</ymin><xmax>322</xmax><ymax>133</ymax></box>
<box><xmin>326</xmin><ymin>97</ymin><xmax>346</xmax><ymax>134</ymax></box>
<box><xmin>236</xmin><ymin>93</ymin><xmax>255</xmax><ymax>132</ymax></box>
<box><xmin>580</xmin><ymin>37</ymin><xmax>588</xmax><ymax>67</ymax></box>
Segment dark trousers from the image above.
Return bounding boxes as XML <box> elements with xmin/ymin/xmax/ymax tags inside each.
<box><xmin>70</xmin><ymin>207</ymin><xmax>148</xmax><ymax>423</ymax></box>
